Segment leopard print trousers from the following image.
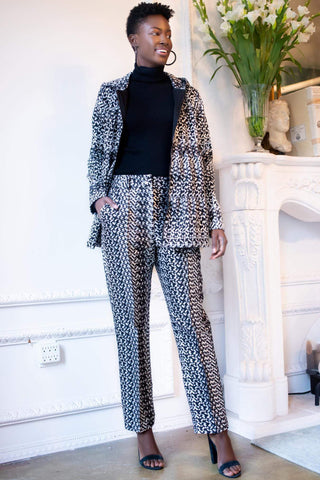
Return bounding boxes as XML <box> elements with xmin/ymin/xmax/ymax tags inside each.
<box><xmin>99</xmin><ymin>174</ymin><xmax>229</xmax><ymax>434</ymax></box>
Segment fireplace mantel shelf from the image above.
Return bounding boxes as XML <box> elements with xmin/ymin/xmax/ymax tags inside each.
<box><xmin>216</xmin><ymin>152</ymin><xmax>320</xmax><ymax>438</ymax></box>
<box><xmin>216</xmin><ymin>152</ymin><xmax>320</xmax><ymax>168</ymax></box>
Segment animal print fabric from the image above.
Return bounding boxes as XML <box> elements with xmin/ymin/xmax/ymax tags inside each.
<box><xmin>100</xmin><ymin>174</ymin><xmax>229</xmax><ymax>434</ymax></box>
<box><xmin>86</xmin><ymin>70</ymin><xmax>225</xmax><ymax>250</ymax></box>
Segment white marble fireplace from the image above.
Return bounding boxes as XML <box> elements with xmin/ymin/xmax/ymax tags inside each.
<box><xmin>216</xmin><ymin>153</ymin><xmax>320</xmax><ymax>439</ymax></box>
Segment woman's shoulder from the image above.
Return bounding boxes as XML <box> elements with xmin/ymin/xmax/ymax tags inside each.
<box><xmin>98</xmin><ymin>72</ymin><xmax>132</xmax><ymax>91</ymax></box>
<box><xmin>94</xmin><ymin>72</ymin><xmax>131</xmax><ymax>107</ymax></box>
<box><xmin>166</xmin><ymin>72</ymin><xmax>201</xmax><ymax>97</ymax></box>
<box><xmin>166</xmin><ymin>72</ymin><xmax>188</xmax><ymax>88</ymax></box>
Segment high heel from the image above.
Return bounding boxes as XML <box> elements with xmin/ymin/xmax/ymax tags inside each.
<box><xmin>207</xmin><ymin>433</ymin><xmax>218</xmax><ymax>463</ymax></box>
<box><xmin>207</xmin><ymin>434</ymin><xmax>241</xmax><ymax>478</ymax></box>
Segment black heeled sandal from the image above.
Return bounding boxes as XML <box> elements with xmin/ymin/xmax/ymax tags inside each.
<box><xmin>138</xmin><ymin>449</ymin><xmax>164</xmax><ymax>471</ymax></box>
<box><xmin>207</xmin><ymin>434</ymin><xmax>241</xmax><ymax>478</ymax></box>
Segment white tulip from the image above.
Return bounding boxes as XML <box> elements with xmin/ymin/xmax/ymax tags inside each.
<box><xmin>245</xmin><ymin>10</ymin><xmax>261</xmax><ymax>23</ymax></box>
<box><xmin>305</xmin><ymin>22</ymin><xmax>316</xmax><ymax>35</ymax></box>
<box><xmin>300</xmin><ymin>16</ymin><xmax>310</xmax><ymax>27</ymax></box>
<box><xmin>225</xmin><ymin>5</ymin><xmax>245</xmax><ymax>21</ymax></box>
<box><xmin>217</xmin><ymin>4</ymin><xmax>226</xmax><ymax>15</ymax></box>
<box><xmin>286</xmin><ymin>8</ymin><xmax>297</xmax><ymax>20</ymax></box>
<box><xmin>234</xmin><ymin>5</ymin><xmax>246</xmax><ymax>20</ymax></box>
<box><xmin>197</xmin><ymin>22</ymin><xmax>212</xmax><ymax>36</ymax></box>
<box><xmin>297</xmin><ymin>31</ymin><xmax>310</xmax><ymax>42</ymax></box>
<box><xmin>291</xmin><ymin>20</ymin><xmax>301</xmax><ymax>31</ymax></box>
<box><xmin>220</xmin><ymin>21</ymin><xmax>232</xmax><ymax>34</ymax></box>
<box><xmin>259</xmin><ymin>8</ymin><xmax>267</xmax><ymax>19</ymax></box>
<box><xmin>297</xmin><ymin>5</ymin><xmax>310</xmax><ymax>17</ymax></box>
<box><xmin>272</xmin><ymin>0</ymin><xmax>285</xmax><ymax>11</ymax></box>
<box><xmin>263</xmin><ymin>13</ymin><xmax>277</xmax><ymax>26</ymax></box>
<box><xmin>256</xmin><ymin>0</ymin><xmax>267</xmax><ymax>7</ymax></box>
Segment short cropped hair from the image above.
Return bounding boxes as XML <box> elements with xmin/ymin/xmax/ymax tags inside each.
<box><xmin>126</xmin><ymin>2</ymin><xmax>174</xmax><ymax>37</ymax></box>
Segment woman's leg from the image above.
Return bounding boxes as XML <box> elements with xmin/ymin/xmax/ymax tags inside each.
<box><xmin>100</xmin><ymin>174</ymin><xmax>164</xmax><ymax>469</ymax></box>
<box><xmin>100</xmin><ymin>175</ymin><xmax>155</xmax><ymax>433</ymax></box>
<box><xmin>155</xmin><ymin>245</ymin><xmax>240</xmax><ymax>476</ymax></box>
<box><xmin>155</xmin><ymin>245</ymin><xmax>229</xmax><ymax>434</ymax></box>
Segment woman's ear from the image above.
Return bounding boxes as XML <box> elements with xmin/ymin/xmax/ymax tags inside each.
<box><xmin>128</xmin><ymin>33</ymin><xmax>137</xmax><ymax>51</ymax></box>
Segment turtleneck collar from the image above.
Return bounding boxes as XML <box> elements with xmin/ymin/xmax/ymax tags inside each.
<box><xmin>131</xmin><ymin>62</ymin><xmax>167</xmax><ymax>83</ymax></box>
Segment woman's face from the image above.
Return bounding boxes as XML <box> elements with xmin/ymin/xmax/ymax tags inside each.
<box><xmin>129</xmin><ymin>14</ymin><xmax>172</xmax><ymax>68</ymax></box>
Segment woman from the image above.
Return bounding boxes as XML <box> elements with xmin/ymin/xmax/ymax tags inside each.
<box><xmin>87</xmin><ymin>2</ymin><xmax>241</xmax><ymax>478</ymax></box>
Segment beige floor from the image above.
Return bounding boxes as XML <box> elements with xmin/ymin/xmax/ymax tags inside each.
<box><xmin>0</xmin><ymin>427</ymin><xmax>318</xmax><ymax>480</ymax></box>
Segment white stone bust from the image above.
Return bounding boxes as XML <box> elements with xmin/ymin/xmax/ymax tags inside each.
<box><xmin>267</xmin><ymin>99</ymin><xmax>292</xmax><ymax>153</ymax></box>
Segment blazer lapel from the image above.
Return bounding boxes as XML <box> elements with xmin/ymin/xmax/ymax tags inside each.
<box><xmin>116</xmin><ymin>88</ymin><xmax>129</xmax><ymax>120</ymax></box>
<box><xmin>172</xmin><ymin>88</ymin><xmax>185</xmax><ymax>139</ymax></box>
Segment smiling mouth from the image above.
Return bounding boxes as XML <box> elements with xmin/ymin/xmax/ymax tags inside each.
<box><xmin>155</xmin><ymin>49</ymin><xmax>169</xmax><ymax>55</ymax></box>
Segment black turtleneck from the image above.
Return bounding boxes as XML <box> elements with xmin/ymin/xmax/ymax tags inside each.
<box><xmin>113</xmin><ymin>63</ymin><xmax>174</xmax><ymax>176</ymax></box>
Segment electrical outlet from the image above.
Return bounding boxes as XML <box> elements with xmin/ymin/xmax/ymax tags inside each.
<box><xmin>37</xmin><ymin>340</ymin><xmax>61</xmax><ymax>367</ymax></box>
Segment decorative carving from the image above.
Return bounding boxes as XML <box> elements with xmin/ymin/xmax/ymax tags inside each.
<box><xmin>235</xmin><ymin>180</ymin><xmax>260</xmax><ymax>209</ymax></box>
<box><xmin>285</xmin><ymin>176</ymin><xmax>320</xmax><ymax>196</ymax></box>
<box><xmin>240</xmin><ymin>335</ymin><xmax>270</xmax><ymax>385</ymax></box>
<box><xmin>0</xmin><ymin>395</ymin><xmax>122</xmax><ymax>425</ymax></box>
<box><xmin>230</xmin><ymin>212</ymin><xmax>271</xmax><ymax>382</ymax></box>
<box><xmin>0</xmin><ymin>279</ymin><xmax>166</xmax><ymax>307</ymax></box>
<box><xmin>230</xmin><ymin>163</ymin><xmax>265</xmax><ymax>209</ymax></box>
<box><xmin>232</xmin><ymin>212</ymin><xmax>263</xmax><ymax>270</ymax></box>
<box><xmin>240</xmin><ymin>317</ymin><xmax>270</xmax><ymax>382</ymax></box>
<box><xmin>0</xmin><ymin>321</ymin><xmax>169</xmax><ymax>346</ymax></box>
<box><xmin>282</xmin><ymin>304</ymin><xmax>320</xmax><ymax>317</ymax></box>
<box><xmin>231</xmin><ymin>162</ymin><xmax>264</xmax><ymax>180</ymax></box>
<box><xmin>0</xmin><ymin>386</ymin><xmax>178</xmax><ymax>426</ymax></box>
<box><xmin>0</xmin><ymin>289</ymin><xmax>110</xmax><ymax>307</ymax></box>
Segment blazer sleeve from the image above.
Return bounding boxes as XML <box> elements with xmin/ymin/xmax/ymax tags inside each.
<box><xmin>87</xmin><ymin>83</ymin><xmax>108</xmax><ymax>214</ymax></box>
<box><xmin>195</xmin><ymin>91</ymin><xmax>225</xmax><ymax>231</ymax></box>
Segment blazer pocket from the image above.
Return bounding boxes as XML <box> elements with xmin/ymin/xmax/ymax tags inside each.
<box><xmin>98</xmin><ymin>203</ymin><xmax>110</xmax><ymax>218</ymax></box>
<box><xmin>98</xmin><ymin>202</ymin><xmax>121</xmax><ymax>221</ymax></box>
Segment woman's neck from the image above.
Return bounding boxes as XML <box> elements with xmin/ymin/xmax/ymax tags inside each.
<box><xmin>131</xmin><ymin>62</ymin><xmax>166</xmax><ymax>83</ymax></box>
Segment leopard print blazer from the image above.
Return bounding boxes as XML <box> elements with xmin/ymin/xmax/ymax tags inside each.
<box><xmin>86</xmin><ymin>70</ymin><xmax>224</xmax><ymax>249</ymax></box>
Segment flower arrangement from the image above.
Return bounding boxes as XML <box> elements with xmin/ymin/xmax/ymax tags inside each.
<box><xmin>193</xmin><ymin>0</ymin><xmax>319</xmax><ymax>90</ymax></box>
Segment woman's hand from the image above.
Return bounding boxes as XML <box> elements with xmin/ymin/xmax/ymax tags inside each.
<box><xmin>95</xmin><ymin>196</ymin><xmax>119</xmax><ymax>215</ymax></box>
<box><xmin>210</xmin><ymin>229</ymin><xmax>228</xmax><ymax>260</ymax></box>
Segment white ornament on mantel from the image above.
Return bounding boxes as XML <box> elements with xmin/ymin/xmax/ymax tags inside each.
<box><xmin>216</xmin><ymin>152</ymin><xmax>320</xmax><ymax>437</ymax></box>
<box><xmin>267</xmin><ymin>99</ymin><xmax>292</xmax><ymax>153</ymax></box>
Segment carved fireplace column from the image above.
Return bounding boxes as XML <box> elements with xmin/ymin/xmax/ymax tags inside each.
<box><xmin>216</xmin><ymin>153</ymin><xmax>320</xmax><ymax>423</ymax></box>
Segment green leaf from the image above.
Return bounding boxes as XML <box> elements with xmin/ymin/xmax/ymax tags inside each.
<box><xmin>209</xmin><ymin>65</ymin><xmax>225</xmax><ymax>82</ymax></box>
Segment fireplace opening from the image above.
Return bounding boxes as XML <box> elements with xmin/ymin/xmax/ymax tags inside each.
<box><xmin>279</xmin><ymin>209</ymin><xmax>320</xmax><ymax>396</ymax></box>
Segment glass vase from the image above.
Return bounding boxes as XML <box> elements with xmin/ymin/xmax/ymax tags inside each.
<box><xmin>240</xmin><ymin>84</ymin><xmax>272</xmax><ymax>152</ymax></box>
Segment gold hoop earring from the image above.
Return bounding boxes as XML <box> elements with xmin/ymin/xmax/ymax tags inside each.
<box><xmin>166</xmin><ymin>50</ymin><xmax>176</xmax><ymax>66</ymax></box>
